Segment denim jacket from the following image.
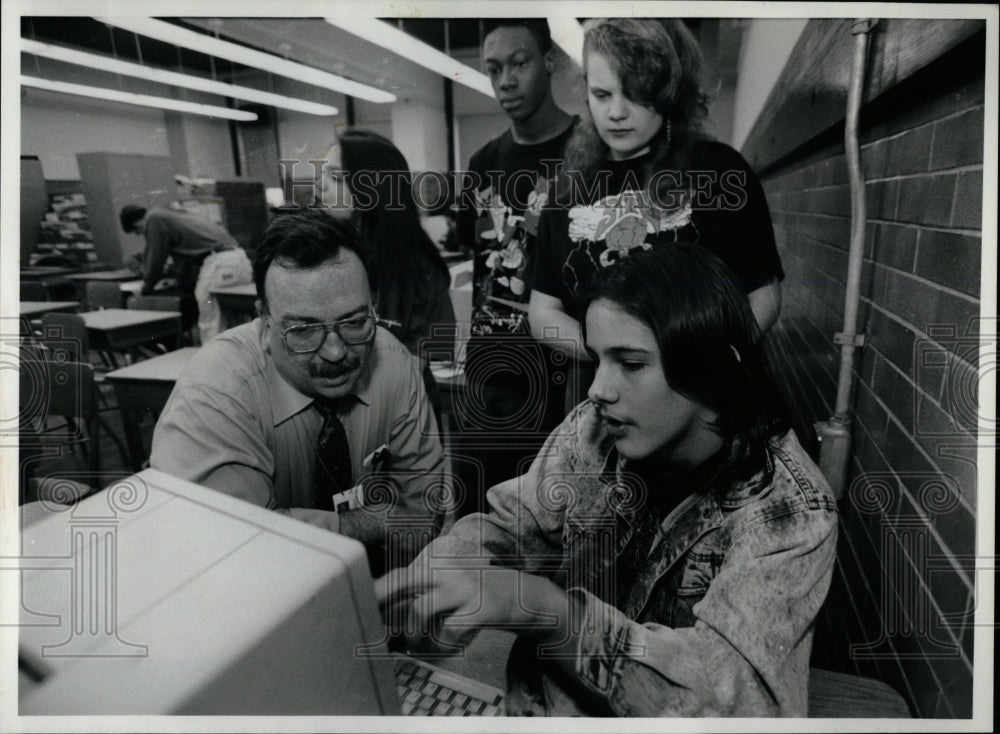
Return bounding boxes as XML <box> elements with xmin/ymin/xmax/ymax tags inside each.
<box><xmin>421</xmin><ymin>402</ymin><xmax>838</xmax><ymax>716</ymax></box>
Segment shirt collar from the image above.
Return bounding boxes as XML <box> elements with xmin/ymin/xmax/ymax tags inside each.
<box><xmin>260</xmin><ymin>321</ymin><xmax>377</xmax><ymax>425</ymax></box>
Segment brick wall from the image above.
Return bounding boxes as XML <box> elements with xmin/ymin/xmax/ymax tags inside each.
<box><xmin>758</xmin><ymin>31</ymin><xmax>985</xmax><ymax>717</ymax></box>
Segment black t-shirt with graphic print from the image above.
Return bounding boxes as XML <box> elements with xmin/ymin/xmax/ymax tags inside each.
<box><xmin>528</xmin><ymin>139</ymin><xmax>783</xmax><ymax>323</ymax></box>
<box><xmin>457</xmin><ymin>120</ymin><xmax>578</xmax><ymax>335</ymax></box>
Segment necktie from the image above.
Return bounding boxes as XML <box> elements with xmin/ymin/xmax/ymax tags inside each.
<box><xmin>312</xmin><ymin>399</ymin><xmax>353</xmax><ymax>511</ymax></box>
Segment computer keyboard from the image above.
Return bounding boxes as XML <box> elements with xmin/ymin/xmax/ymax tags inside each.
<box><xmin>393</xmin><ymin>657</ymin><xmax>504</xmax><ymax>716</ymax></box>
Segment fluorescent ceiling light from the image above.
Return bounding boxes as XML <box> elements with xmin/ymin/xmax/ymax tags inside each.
<box><xmin>21</xmin><ymin>75</ymin><xmax>258</xmax><ymax>121</ymax></box>
<box><xmin>326</xmin><ymin>17</ymin><xmax>495</xmax><ymax>98</ymax></box>
<box><xmin>96</xmin><ymin>16</ymin><xmax>396</xmax><ymax>104</ymax></box>
<box><xmin>548</xmin><ymin>17</ymin><xmax>585</xmax><ymax>69</ymax></box>
<box><xmin>21</xmin><ymin>38</ymin><xmax>338</xmax><ymax>116</ymax></box>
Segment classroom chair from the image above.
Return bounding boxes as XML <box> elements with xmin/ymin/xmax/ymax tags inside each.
<box><xmin>19</xmin><ymin>358</ymin><xmax>128</xmax><ymax>487</ymax></box>
<box><xmin>127</xmin><ymin>294</ymin><xmax>189</xmax><ymax>349</ymax></box>
<box><xmin>84</xmin><ymin>280</ymin><xmax>122</xmax><ymax>310</ymax></box>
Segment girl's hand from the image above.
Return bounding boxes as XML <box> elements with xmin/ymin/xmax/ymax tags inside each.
<box><xmin>415</xmin><ymin>567</ymin><xmax>571</xmax><ymax>653</ymax></box>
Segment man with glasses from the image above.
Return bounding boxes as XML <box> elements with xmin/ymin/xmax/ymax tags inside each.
<box><xmin>150</xmin><ymin>211</ymin><xmax>444</xmax><ymax>562</ymax></box>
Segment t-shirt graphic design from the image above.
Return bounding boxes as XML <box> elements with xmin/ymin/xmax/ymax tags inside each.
<box><xmin>562</xmin><ymin>189</ymin><xmax>694</xmax><ymax>296</ymax></box>
<box><xmin>472</xmin><ymin>176</ymin><xmax>550</xmax><ymax>336</ymax></box>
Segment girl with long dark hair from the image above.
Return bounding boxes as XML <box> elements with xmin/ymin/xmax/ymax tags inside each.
<box><xmin>379</xmin><ymin>244</ymin><xmax>836</xmax><ymax>716</ymax></box>
<box><xmin>318</xmin><ymin>129</ymin><xmax>456</xmax><ymax>412</ymax></box>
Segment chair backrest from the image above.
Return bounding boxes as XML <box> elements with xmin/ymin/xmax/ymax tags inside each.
<box><xmin>128</xmin><ymin>294</ymin><xmax>183</xmax><ymax>312</ymax></box>
<box><xmin>84</xmin><ymin>281</ymin><xmax>122</xmax><ymax>310</ymax></box>
<box><xmin>19</xmin><ymin>359</ymin><xmax>97</xmax><ymax>422</ymax></box>
<box><xmin>40</xmin><ymin>312</ymin><xmax>89</xmax><ymax>362</ymax></box>
<box><xmin>20</xmin><ymin>281</ymin><xmax>49</xmax><ymax>301</ymax></box>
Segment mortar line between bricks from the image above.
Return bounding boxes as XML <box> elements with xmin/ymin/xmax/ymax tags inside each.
<box><xmin>852</xmin><ymin>413</ymin><xmax>978</xmax><ymax>594</ymax></box>
<box><xmin>874</xmin><ymin>520</ymin><xmax>974</xmax><ymax>676</ymax></box>
<box><xmin>774</xmin><ymin>217</ymin><xmax>980</xmax><ymax>253</ymax></box>
<box><xmin>861</xmin><ymin>103</ymin><xmax>986</xmax><ymax>143</ymax></box>
<box><xmin>831</xmin><ymin>524</ymin><xmax>888</xmax><ymax>674</ymax></box>
<box><xmin>894</xmin><ymin>483</ymin><xmax>978</xmax><ymax>612</ymax></box>
<box><xmin>766</xmin><ymin>162</ymin><xmax>983</xmax><ymax>190</ymax></box>
<box><xmin>914</xmin><ymin>224</ymin><xmax>983</xmax><ymax>238</ymax></box>
<box><xmin>777</xmin><ymin>312</ymin><xmax>841</xmax><ymax>390</ymax></box>
<box><xmin>794</xmin><ymin>233</ymin><xmax>854</xmax><ymax>257</ymax></box>
<box><xmin>861</xmin><ymin>163</ymin><xmax>984</xmax><ymax>183</ymax></box>
<box><xmin>859</xmin><ymin>383</ymin><xmax>979</xmax><ymax>519</ymax></box>
<box><xmin>843</xmin><ymin>422</ymin><xmax>974</xmax><ymax>687</ymax></box>
<box><xmin>768</xmin><ymin>319</ymin><xmax>835</xmax><ymax>417</ymax></box>
<box><xmin>770</xmin><ymin>210</ymin><xmax>850</xmax><ymax>221</ymax></box>
<box><xmin>868</xmin><ymin>262</ymin><xmax>983</xmax><ymax>304</ymax></box>
<box><xmin>862</xmin><ymin>300</ymin><xmax>988</xmax><ymax>372</ymax></box>
<box><xmin>866</xmin><ymin>342</ymin><xmax>978</xmax><ymax>446</ymax></box>
<box><xmin>861</xmin><ymin>111</ymin><xmax>985</xmax><ymax>149</ymax></box>
<box><xmin>799</xmin><ymin>284</ymin><xmax>851</xmax><ymax>344</ymax></box>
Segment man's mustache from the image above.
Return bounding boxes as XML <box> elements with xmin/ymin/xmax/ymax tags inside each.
<box><xmin>309</xmin><ymin>358</ymin><xmax>360</xmax><ymax>379</ymax></box>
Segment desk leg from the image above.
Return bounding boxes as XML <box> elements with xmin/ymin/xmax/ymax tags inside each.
<box><xmin>118</xmin><ymin>407</ymin><xmax>145</xmax><ymax>472</ymax></box>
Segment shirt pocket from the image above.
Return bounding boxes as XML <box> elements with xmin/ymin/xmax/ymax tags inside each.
<box><xmin>676</xmin><ymin>549</ymin><xmax>725</xmax><ymax>597</ymax></box>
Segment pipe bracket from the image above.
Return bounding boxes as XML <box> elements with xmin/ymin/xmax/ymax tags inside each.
<box><xmin>834</xmin><ymin>331</ymin><xmax>867</xmax><ymax>348</ymax></box>
<box><xmin>850</xmin><ymin>19</ymin><xmax>879</xmax><ymax>35</ymax></box>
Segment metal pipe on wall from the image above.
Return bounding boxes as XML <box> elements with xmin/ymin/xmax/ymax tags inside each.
<box><xmin>817</xmin><ymin>19</ymin><xmax>878</xmax><ymax>499</ymax></box>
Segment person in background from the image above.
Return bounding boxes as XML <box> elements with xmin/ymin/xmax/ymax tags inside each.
<box><xmin>378</xmin><ymin>244</ymin><xmax>836</xmax><ymax>717</ymax></box>
<box><xmin>316</xmin><ymin>129</ymin><xmax>456</xmax><ymax>419</ymax></box>
<box><xmin>528</xmin><ymin>18</ymin><xmax>784</xmax><ymax>408</ymax></box>
<box><xmin>452</xmin><ymin>18</ymin><xmax>578</xmax><ymax>515</ymax></box>
<box><xmin>151</xmin><ymin>210</ymin><xmax>445</xmax><ymax>571</ymax></box>
<box><xmin>119</xmin><ymin>204</ymin><xmax>252</xmax><ymax>342</ymax></box>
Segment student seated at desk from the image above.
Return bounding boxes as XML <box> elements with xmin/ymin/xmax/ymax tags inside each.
<box><xmin>150</xmin><ymin>210</ymin><xmax>445</xmax><ymax>571</ymax></box>
<box><xmin>378</xmin><ymin>244</ymin><xmax>838</xmax><ymax>716</ymax></box>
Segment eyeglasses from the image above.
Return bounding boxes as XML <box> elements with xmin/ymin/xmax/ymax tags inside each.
<box><xmin>279</xmin><ymin>310</ymin><xmax>378</xmax><ymax>353</ymax></box>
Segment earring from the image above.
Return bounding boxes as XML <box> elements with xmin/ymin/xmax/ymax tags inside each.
<box><xmin>665</xmin><ymin>117</ymin><xmax>672</xmax><ymax>151</ymax></box>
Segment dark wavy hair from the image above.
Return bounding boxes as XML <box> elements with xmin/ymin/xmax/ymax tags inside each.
<box><xmin>580</xmin><ymin>244</ymin><xmax>787</xmax><ymax>460</ymax></box>
<box><xmin>559</xmin><ymin>18</ymin><xmax>710</xmax><ymax>206</ymax></box>
<box><xmin>253</xmin><ymin>209</ymin><xmax>375</xmax><ymax>313</ymax></box>
<box><xmin>332</xmin><ymin>129</ymin><xmax>450</xmax><ymax>294</ymax></box>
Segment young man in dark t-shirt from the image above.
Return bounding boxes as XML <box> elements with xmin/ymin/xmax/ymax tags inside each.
<box><xmin>452</xmin><ymin>19</ymin><xmax>577</xmax><ymax>515</ymax></box>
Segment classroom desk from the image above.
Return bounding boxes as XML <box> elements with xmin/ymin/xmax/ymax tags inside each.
<box><xmin>18</xmin><ymin>301</ymin><xmax>81</xmax><ymax>337</ymax></box>
<box><xmin>19</xmin><ymin>301</ymin><xmax>80</xmax><ymax>318</ymax></box>
<box><xmin>120</xmin><ymin>279</ymin><xmax>145</xmax><ymax>297</ymax></box>
<box><xmin>69</xmin><ymin>269</ymin><xmax>143</xmax><ymax>309</ymax></box>
<box><xmin>67</xmin><ymin>268</ymin><xmax>138</xmax><ymax>282</ymax></box>
<box><xmin>19</xmin><ymin>266</ymin><xmax>80</xmax><ymax>281</ymax></box>
<box><xmin>210</xmin><ymin>282</ymin><xmax>257</xmax><ymax>329</ymax></box>
<box><xmin>105</xmin><ymin>346</ymin><xmax>199</xmax><ymax>470</ymax></box>
<box><xmin>79</xmin><ymin>308</ymin><xmax>182</xmax><ymax>367</ymax></box>
<box><xmin>20</xmin><ymin>269</ymin><xmax>77</xmax><ymax>301</ymax></box>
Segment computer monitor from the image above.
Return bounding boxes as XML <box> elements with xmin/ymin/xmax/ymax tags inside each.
<box><xmin>16</xmin><ymin>468</ymin><xmax>400</xmax><ymax>715</ymax></box>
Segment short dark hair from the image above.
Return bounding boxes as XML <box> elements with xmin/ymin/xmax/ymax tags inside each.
<box><xmin>119</xmin><ymin>204</ymin><xmax>147</xmax><ymax>232</ymax></box>
<box><xmin>481</xmin><ymin>18</ymin><xmax>552</xmax><ymax>55</ymax></box>
<box><xmin>253</xmin><ymin>209</ymin><xmax>376</xmax><ymax>313</ymax></box>
<box><xmin>581</xmin><ymin>244</ymin><xmax>787</xmax><ymax>452</ymax></box>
